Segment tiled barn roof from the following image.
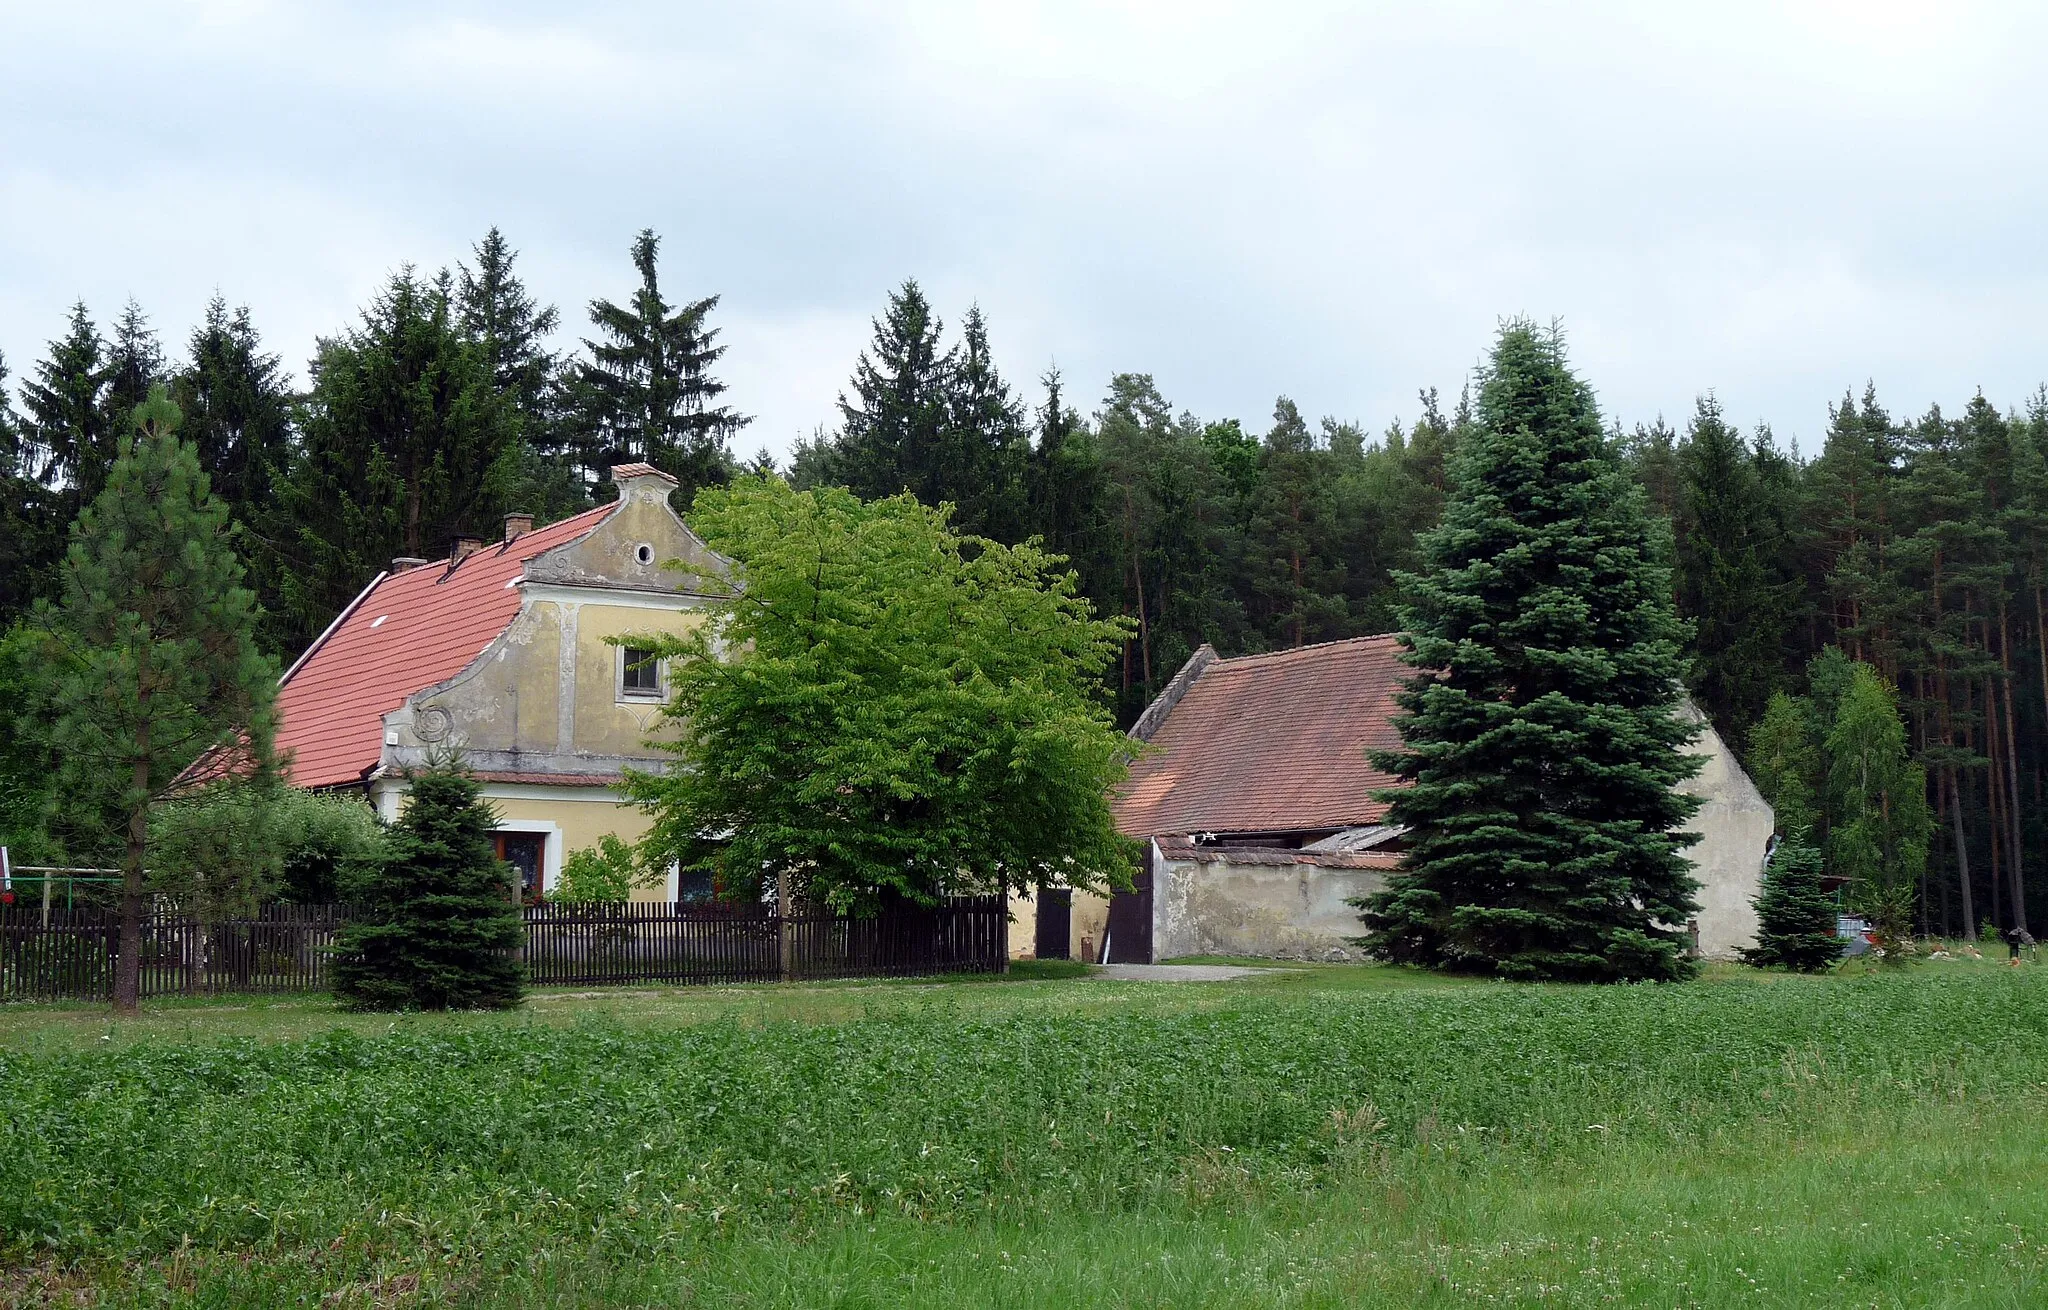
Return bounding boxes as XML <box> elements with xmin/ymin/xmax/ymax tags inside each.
<box><xmin>1113</xmin><ymin>635</ymin><xmax>1412</xmax><ymax>839</ymax></box>
<box><xmin>274</xmin><ymin>505</ymin><xmax>613</xmax><ymax>788</ymax></box>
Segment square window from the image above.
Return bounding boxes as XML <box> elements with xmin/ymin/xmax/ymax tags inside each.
<box><xmin>620</xmin><ymin>646</ymin><xmax>662</xmax><ymax>698</ymax></box>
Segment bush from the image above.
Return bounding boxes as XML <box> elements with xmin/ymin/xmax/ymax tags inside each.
<box><xmin>149</xmin><ymin>785</ymin><xmax>386</xmax><ymax>911</ymax></box>
<box><xmin>552</xmin><ymin>834</ymin><xmax>658</xmax><ymax>904</ymax></box>
<box><xmin>332</xmin><ymin>766</ymin><xmax>524</xmax><ymax>1010</ymax></box>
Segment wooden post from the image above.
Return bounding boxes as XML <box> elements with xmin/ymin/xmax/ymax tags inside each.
<box><xmin>777</xmin><ymin>874</ymin><xmax>793</xmax><ymax>982</ymax></box>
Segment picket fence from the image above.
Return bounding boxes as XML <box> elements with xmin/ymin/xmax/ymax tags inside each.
<box><xmin>0</xmin><ymin>897</ymin><xmax>1008</xmax><ymax>1002</ymax></box>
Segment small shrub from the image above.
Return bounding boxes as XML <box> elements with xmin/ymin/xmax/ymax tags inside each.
<box><xmin>1742</xmin><ymin>831</ymin><xmax>1839</xmax><ymax>973</ymax></box>
<box><xmin>332</xmin><ymin>765</ymin><xmax>524</xmax><ymax>1010</ymax></box>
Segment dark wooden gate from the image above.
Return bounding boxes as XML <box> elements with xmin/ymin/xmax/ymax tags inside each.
<box><xmin>1034</xmin><ymin>888</ymin><xmax>1072</xmax><ymax>960</ymax></box>
<box><xmin>1105</xmin><ymin>865</ymin><xmax>1152</xmax><ymax>963</ymax></box>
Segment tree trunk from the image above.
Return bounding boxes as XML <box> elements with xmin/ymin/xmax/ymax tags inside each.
<box><xmin>1949</xmin><ymin>767</ymin><xmax>1974</xmax><ymax>940</ymax></box>
<box><xmin>113</xmin><ymin>737</ymin><xmax>151</xmax><ymax>1014</ymax></box>
<box><xmin>2001</xmin><ymin>605</ymin><xmax>2029</xmax><ymax>933</ymax></box>
<box><xmin>1986</xmin><ymin>682</ymin><xmax>2005</xmax><ymax>934</ymax></box>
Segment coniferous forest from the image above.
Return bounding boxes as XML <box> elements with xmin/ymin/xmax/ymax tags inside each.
<box><xmin>3</xmin><ymin>226</ymin><xmax>2044</xmax><ymax>940</ymax></box>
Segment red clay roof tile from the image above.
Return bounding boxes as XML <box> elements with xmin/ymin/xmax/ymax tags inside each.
<box><xmin>1113</xmin><ymin>635</ymin><xmax>1411</xmax><ymax>839</ymax></box>
<box><xmin>275</xmin><ymin>505</ymin><xmax>614</xmax><ymax>789</ymax></box>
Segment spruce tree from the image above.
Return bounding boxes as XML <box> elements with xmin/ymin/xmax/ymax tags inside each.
<box><xmin>173</xmin><ymin>296</ymin><xmax>293</xmax><ymax>518</ymax></box>
<box><xmin>1742</xmin><ymin>831</ymin><xmax>1839</xmax><ymax>972</ymax></box>
<box><xmin>20</xmin><ymin>303</ymin><xmax>111</xmax><ymax>518</ymax></box>
<box><xmin>940</xmin><ymin>303</ymin><xmax>1031</xmax><ymax>540</ymax></box>
<box><xmin>565</xmin><ymin>229</ymin><xmax>745</xmax><ymax>498</ymax></box>
<box><xmin>1357</xmin><ymin>322</ymin><xmax>1703</xmax><ymax>982</ymax></box>
<box><xmin>100</xmin><ymin>300</ymin><xmax>166</xmax><ymax>482</ymax></box>
<box><xmin>273</xmin><ymin>269</ymin><xmax>516</xmax><ymax>651</ymax></box>
<box><xmin>333</xmin><ymin>765</ymin><xmax>525</xmax><ymax>1011</ymax></box>
<box><xmin>1676</xmin><ymin>394</ymin><xmax>1790</xmax><ymax>739</ymax></box>
<box><xmin>38</xmin><ymin>386</ymin><xmax>277</xmax><ymax>1012</ymax></box>
<box><xmin>836</xmin><ymin>279</ymin><xmax>956</xmax><ymax>506</ymax></box>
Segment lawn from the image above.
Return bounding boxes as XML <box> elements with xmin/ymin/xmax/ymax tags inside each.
<box><xmin>4</xmin><ymin>959</ymin><xmax>2045</xmax><ymax>1307</ymax></box>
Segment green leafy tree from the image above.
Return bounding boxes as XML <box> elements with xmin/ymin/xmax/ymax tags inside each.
<box><xmin>627</xmin><ymin>477</ymin><xmax>1136</xmax><ymax>911</ymax></box>
<box><xmin>564</xmin><ymin>229</ymin><xmax>745</xmax><ymax>498</ymax></box>
<box><xmin>332</xmin><ymin>765</ymin><xmax>525</xmax><ymax>1010</ymax></box>
<box><xmin>552</xmin><ymin>834</ymin><xmax>657</xmax><ymax>903</ymax></box>
<box><xmin>37</xmin><ymin>387</ymin><xmax>277</xmax><ymax>1011</ymax></box>
<box><xmin>1747</xmin><ymin>690</ymin><xmax>1822</xmax><ymax>839</ymax></box>
<box><xmin>1741</xmin><ymin>831</ymin><xmax>1839</xmax><ymax>972</ymax></box>
<box><xmin>149</xmin><ymin>785</ymin><xmax>386</xmax><ymax>908</ymax></box>
<box><xmin>1825</xmin><ymin>662</ymin><xmax>1932</xmax><ymax>953</ymax></box>
<box><xmin>1356</xmin><ymin>322</ymin><xmax>1703</xmax><ymax>982</ymax></box>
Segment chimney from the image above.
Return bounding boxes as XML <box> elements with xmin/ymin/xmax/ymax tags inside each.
<box><xmin>452</xmin><ymin>536</ymin><xmax>485</xmax><ymax>563</ymax></box>
<box><xmin>503</xmin><ymin>511</ymin><xmax>534</xmax><ymax>542</ymax></box>
<box><xmin>609</xmin><ymin>462</ymin><xmax>681</xmax><ymax>504</ymax></box>
<box><xmin>390</xmin><ymin>556</ymin><xmax>429</xmax><ymax>573</ymax></box>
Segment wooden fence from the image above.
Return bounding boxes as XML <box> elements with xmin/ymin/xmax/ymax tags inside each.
<box><xmin>0</xmin><ymin>897</ymin><xmax>1007</xmax><ymax>1002</ymax></box>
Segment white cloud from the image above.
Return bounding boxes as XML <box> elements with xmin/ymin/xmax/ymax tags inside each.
<box><xmin>5</xmin><ymin>1</ymin><xmax>2048</xmax><ymax>458</ymax></box>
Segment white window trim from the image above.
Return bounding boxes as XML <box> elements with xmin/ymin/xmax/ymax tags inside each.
<box><xmin>491</xmin><ymin>818</ymin><xmax>564</xmax><ymax>894</ymax></box>
<box><xmin>615</xmin><ymin>643</ymin><xmax>667</xmax><ymax>704</ymax></box>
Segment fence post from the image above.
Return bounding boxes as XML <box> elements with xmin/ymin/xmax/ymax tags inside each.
<box><xmin>777</xmin><ymin>874</ymin><xmax>794</xmax><ymax>982</ymax></box>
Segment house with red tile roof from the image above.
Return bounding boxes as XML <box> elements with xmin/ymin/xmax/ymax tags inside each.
<box><xmin>274</xmin><ymin>464</ymin><xmax>729</xmax><ymax>898</ymax></box>
<box><xmin>1023</xmin><ymin>636</ymin><xmax>1773</xmax><ymax>964</ymax></box>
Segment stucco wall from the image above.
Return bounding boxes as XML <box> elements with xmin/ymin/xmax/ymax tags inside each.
<box><xmin>487</xmin><ymin>788</ymin><xmax>669</xmax><ymax>901</ymax></box>
<box><xmin>1153</xmin><ymin>848</ymin><xmax>1389</xmax><ymax>961</ymax></box>
<box><xmin>1677</xmin><ymin>708</ymin><xmax>1776</xmax><ymax>958</ymax></box>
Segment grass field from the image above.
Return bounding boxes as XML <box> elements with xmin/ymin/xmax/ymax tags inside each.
<box><xmin>4</xmin><ymin>958</ymin><xmax>2046</xmax><ymax>1307</ymax></box>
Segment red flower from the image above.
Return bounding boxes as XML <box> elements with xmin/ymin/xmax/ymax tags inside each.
<box><xmin>0</xmin><ymin>891</ymin><xmax>13</xmax><ymax>905</ymax></box>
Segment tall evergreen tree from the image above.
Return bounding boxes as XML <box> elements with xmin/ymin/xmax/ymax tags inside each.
<box><xmin>1676</xmin><ymin>394</ymin><xmax>1790</xmax><ymax>738</ymax></box>
<box><xmin>1245</xmin><ymin>397</ymin><xmax>1344</xmax><ymax>647</ymax></box>
<box><xmin>332</xmin><ymin>765</ymin><xmax>525</xmax><ymax>1011</ymax></box>
<box><xmin>172</xmin><ymin>297</ymin><xmax>292</xmax><ymax>522</ymax></box>
<box><xmin>37</xmin><ymin>387</ymin><xmax>277</xmax><ymax>1011</ymax></box>
<box><xmin>1748</xmin><ymin>689</ymin><xmax>1823</xmax><ymax>840</ymax></box>
<box><xmin>940</xmin><ymin>303</ymin><xmax>1031</xmax><ymax>539</ymax></box>
<box><xmin>1807</xmin><ymin>385</ymin><xmax>1907</xmax><ymax>672</ymax></box>
<box><xmin>565</xmin><ymin>229</ymin><xmax>745</xmax><ymax>498</ymax></box>
<box><xmin>836</xmin><ymin>279</ymin><xmax>956</xmax><ymax>507</ymax></box>
<box><xmin>272</xmin><ymin>268</ymin><xmax>517</xmax><ymax>652</ymax></box>
<box><xmin>100</xmin><ymin>299</ymin><xmax>166</xmax><ymax>474</ymax></box>
<box><xmin>20</xmin><ymin>302</ymin><xmax>111</xmax><ymax>510</ymax></box>
<box><xmin>1357</xmin><ymin>322</ymin><xmax>1703</xmax><ymax>982</ymax></box>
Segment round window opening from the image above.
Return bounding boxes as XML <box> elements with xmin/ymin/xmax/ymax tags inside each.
<box><xmin>634</xmin><ymin>543</ymin><xmax>655</xmax><ymax>566</ymax></box>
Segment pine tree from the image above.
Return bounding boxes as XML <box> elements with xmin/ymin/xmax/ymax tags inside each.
<box><xmin>272</xmin><ymin>268</ymin><xmax>517</xmax><ymax>652</ymax></box>
<box><xmin>1741</xmin><ymin>831</ymin><xmax>1839</xmax><ymax>972</ymax></box>
<box><xmin>1026</xmin><ymin>366</ymin><xmax>1099</xmax><ymax>566</ymax></box>
<box><xmin>332</xmin><ymin>765</ymin><xmax>525</xmax><ymax>1010</ymax></box>
<box><xmin>836</xmin><ymin>279</ymin><xmax>956</xmax><ymax>507</ymax></box>
<box><xmin>1357</xmin><ymin>322</ymin><xmax>1703</xmax><ymax>982</ymax></box>
<box><xmin>38</xmin><ymin>386</ymin><xmax>277</xmax><ymax>1012</ymax></box>
<box><xmin>1245</xmin><ymin>397</ymin><xmax>1344</xmax><ymax>647</ymax></box>
<box><xmin>1808</xmin><ymin>385</ymin><xmax>1907</xmax><ymax>671</ymax></box>
<box><xmin>1676</xmin><ymin>394</ymin><xmax>1791</xmax><ymax>739</ymax></box>
<box><xmin>0</xmin><ymin>349</ymin><xmax>51</xmax><ymax>625</ymax></box>
<box><xmin>565</xmin><ymin>229</ymin><xmax>744</xmax><ymax>498</ymax></box>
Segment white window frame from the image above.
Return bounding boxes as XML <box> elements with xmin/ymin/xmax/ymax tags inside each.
<box><xmin>491</xmin><ymin>819</ymin><xmax>563</xmax><ymax>895</ymax></box>
<box><xmin>615</xmin><ymin>644</ymin><xmax>666</xmax><ymax>703</ymax></box>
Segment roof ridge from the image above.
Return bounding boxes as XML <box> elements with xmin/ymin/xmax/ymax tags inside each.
<box><xmin>1209</xmin><ymin>633</ymin><xmax>1402</xmax><ymax>671</ymax></box>
<box><xmin>403</xmin><ymin>503</ymin><xmax>615</xmax><ymax>572</ymax></box>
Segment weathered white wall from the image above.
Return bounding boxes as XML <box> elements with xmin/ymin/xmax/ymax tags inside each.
<box><xmin>1677</xmin><ymin>706</ymin><xmax>1776</xmax><ymax>958</ymax></box>
<box><xmin>1006</xmin><ymin>886</ymin><xmax>1111</xmax><ymax>960</ymax></box>
<box><xmin>1152</xmin><ymin>848</ymin><xmax>1389</xmax><ymax>961</ymax></box>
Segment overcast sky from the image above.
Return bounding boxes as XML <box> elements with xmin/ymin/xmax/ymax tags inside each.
<box><xmin>5</xmin><ymin>1</ymin><xmax>2046</xmax><ymax>462</ymax></box>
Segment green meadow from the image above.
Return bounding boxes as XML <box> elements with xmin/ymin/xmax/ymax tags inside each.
<box><xmin>4</xmin><ymin>960</ymin><xmax>2045</xmax><ymax>1307</ymax></box>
